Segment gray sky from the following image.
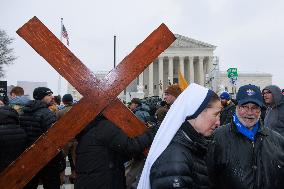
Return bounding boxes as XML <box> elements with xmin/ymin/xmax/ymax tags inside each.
<box><xmin>1</xmin><ymin>0</ymin><xmax>284</xmax><ymax>94</ymax></box>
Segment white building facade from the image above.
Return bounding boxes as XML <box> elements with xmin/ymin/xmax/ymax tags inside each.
<box><xmin>67</xmin><ymin>34</ymin><xmax>217</xmax><ymax>101</ymax></box>
<box><xmin>66</xmin><ymin>34</ymin><xmax>272</xmax><ymax>102</ymax></box>
<box><xmin>218</xmin><ymin>72</ymin><xmax>272</xmax><ymax>94</ymax></box>
<box><xmin>134</xmin><ymin>34</ymin><xmax>217</xmax><ymax>99</ymax></box>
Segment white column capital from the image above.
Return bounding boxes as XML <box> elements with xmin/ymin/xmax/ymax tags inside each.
<box><xmin>158</xmin><ymin>56</ymin><xmax>164</xmax><ymax>60</ymax></box>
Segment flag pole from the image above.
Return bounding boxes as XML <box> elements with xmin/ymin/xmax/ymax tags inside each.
<box><xmin>57</xmin><ymin>18</ymin><xmax>63</xmax><ymax>95</ymax></box>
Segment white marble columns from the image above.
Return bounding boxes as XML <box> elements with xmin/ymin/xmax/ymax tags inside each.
<box><xmin>199</xmin><ymin>56</ymin><xmax>204</xmax><ymax>86</ymax></box>
<box><xmin>158</xmin><ymin>57</ymin><xmax>164</xmax><ymax>97</ymax></box>
<box><xmin>179</xmin><ymin>56</ymin><xmax>185</xmax><ymax>76</ymax></box>
<box><xmin>189</xmin><ymin>57</ymin><xmax>194</xmax><ymax>84</ymax></box>
<box><xmin>168</xmin><ymin>56</ymin><xmax>174</xmax><ymax>85</ymax></box>
<box><xmin>142</xmin><ymin>55</ymin><xmax>211</xmax><ymax>97</ymax></box>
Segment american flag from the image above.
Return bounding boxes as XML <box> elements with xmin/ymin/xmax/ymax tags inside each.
<box><xmin>62</xmin><ymin>24</ymin><xmax>69</xmax><ymax>46</ymax></box>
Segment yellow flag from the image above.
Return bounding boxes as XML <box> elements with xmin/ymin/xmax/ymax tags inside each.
<box><xmin>178</xmin><ymin>69</ymin><xmax>189</xmax><ymax>91</ymax></box>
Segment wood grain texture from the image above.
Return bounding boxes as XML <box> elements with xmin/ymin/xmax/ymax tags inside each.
<box><xmin>0</xmin><ymin>16</ymin><xmax>175</xmax><ymax>189</ymax></box>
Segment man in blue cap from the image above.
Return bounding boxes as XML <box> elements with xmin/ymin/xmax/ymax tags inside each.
<box><xmin>208</xmin><ymin>84</ymin><xmax>284</xmax><ymax>189</ymax></box>
<box><xmin>219</xmin><ymin>91</ymin><xmax>235</xmax><ymax>125</ymax></box>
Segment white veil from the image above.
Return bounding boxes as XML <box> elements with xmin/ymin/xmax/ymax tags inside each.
<box><xmin>137</xmin><ymin>83</ymin><xmax>209</xmax><ymax>189</ymax></box>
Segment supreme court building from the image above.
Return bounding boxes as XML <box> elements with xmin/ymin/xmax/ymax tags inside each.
<box><xmin>127</xmin><ymin>34</ymin><xmax>217</xmax><ymax>99</ymax></box>
<box><xmin>67</xmin><ymin>34</ymin><xmax>218</xmax><ymax>101</ymax></box>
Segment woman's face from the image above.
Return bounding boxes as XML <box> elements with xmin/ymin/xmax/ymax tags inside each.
<box><xmin>190</xmin><ymin>100</ymin><xmax>222</xmax><ymax>136</ymax></box>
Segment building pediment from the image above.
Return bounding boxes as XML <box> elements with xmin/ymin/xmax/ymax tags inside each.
<box><xmin>171</xmin><ymin>34</ymin><xmax>216</xmax><ymax>49</ymax></box>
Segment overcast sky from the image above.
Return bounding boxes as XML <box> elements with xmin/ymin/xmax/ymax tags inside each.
<box><xmin>1</xmin><ymin>0</ymin><xmax>284</xmax><ymax>94</ymax></box>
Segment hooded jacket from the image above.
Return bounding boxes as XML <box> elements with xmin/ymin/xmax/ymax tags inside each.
<box><xmin>263</xmin><ymin>85</ymin><xmax>284</xmax><ymax>136</ymax></box>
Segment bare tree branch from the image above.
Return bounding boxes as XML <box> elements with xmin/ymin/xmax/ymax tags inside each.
<box><xmin>0</xmin><ymin>29</ymin><xmax>17</xmax><ymax>78</ymax></box>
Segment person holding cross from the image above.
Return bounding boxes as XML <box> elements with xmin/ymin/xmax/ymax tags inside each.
<box><xmin>75</xmin><ymin>114</ymin><xmax>158</xmax><ymax>189</ymax></box>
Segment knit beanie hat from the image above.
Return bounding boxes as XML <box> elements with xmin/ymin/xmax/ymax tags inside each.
<box><xmin>33</xmin><ymin>87</ymin><xmax>53</xmax><ymax>100</ymax></box>
<box><xmin>164</xmin><ymin>84</ymin><xmax>182</xmax><ymax>98</ymax></box>
<box><xmin>62</xmin><ymin>94</ymin><xmax>73</xmax><ymax>103</ymax></box>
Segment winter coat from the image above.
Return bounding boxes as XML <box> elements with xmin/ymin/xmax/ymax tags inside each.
<box><xmin>133</xmin><ymin>105</ymin><xmax>150</xmax><ymax>123</ymax></box>
<box><xmin>0</xmin><ymin>106</ymin><xmax>27</xmax><ymax>172</ymax></box>
<box><xmin>19</xmin><ymin>100</ymin><xmax>65</xmax><ymax>174</ymax></box>
<box><xmin>208</xmin><ymin>121</ymin><xmax>284</xmax><ymax>189</ymax></box>
<box><xmin>19</xmin><ymin>100</ymin><xmax>57</xmax><ymax>146</ymax></box>
<box><xmin>150</xmin><ymin>121</ymin><xmax>211</xmax><ymax>189</ymax></box>
<box><xmin>220</xmin><ymin>101</ymin><xmax>235</xmax><ymax>126</ymax></box>
<box><xmin>263</xmin><ymin>85</ymin><xmax>284</xmax><ymax>136</ymax></box>
<box><xmin>75</xmin><ymin>116</ymin><xmax>156</xmax><ymax>189</ymax></box>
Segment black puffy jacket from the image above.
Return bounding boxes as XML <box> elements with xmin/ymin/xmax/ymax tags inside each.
<box><xmin>220</xmin><ymin>101</ymin><xmax>235</xmax><ymax>126</ymax></box>
<box><xmin>19</xmin><ymin>100</ymin><xmax>57</xmax><ymax>146</ymax></box>
<box><xmin>150</xmin><ymin>121</ymin><xmax>211</xmax><ymax>189</ymax></box>
<box><xmin>75</xmin><ymin>116</ymin><xmax>156</xmax><ymax>189</ymax></box>
<box><xmin>19</xmin><ymin>100</ymin><xmax>65</xmax><ymax>173</ymax></box>
<box><xmin>0</xmin><ymin>106</ymin><xmax>27</xmax><ymax>172</ymax></box>
<box><xmin>208</xmin><ymin>121</ymin><xmax>284</xmax><ymax>189</ymax></box>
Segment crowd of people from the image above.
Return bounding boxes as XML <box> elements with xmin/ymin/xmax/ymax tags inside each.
<box><xmin>1</xmin><ymin>82</ymin><xmax>284</xmax><ymax>189</ymax></box>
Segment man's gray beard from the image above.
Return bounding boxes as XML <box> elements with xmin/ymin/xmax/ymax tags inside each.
<box><xmin>236</xmin><ymin>110</ymin><xmax>260</xmax><ymax>129</ymax></box>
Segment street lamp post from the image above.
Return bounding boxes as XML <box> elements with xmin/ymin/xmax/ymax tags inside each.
<box><xmin>205</xmin><ymin>57</ymin><xmax>219</xmax><ymax>91</ymax></box>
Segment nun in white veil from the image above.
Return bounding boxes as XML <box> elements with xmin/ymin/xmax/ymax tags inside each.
<box><xmin>137</xmin><ymin>83</ymin><xmax>222</xmax><ymax>189</ymax></box>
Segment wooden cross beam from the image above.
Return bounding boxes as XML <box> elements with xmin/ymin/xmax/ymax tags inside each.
<box><xmin>0</xmin><ymin>17</ymin><xmax>175</xmax><ymax>189</ymax></box>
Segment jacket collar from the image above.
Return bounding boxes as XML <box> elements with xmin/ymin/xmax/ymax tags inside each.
<box><xmin>174</xmin><ymin>121</ymin><xmax>209</xmax><ymax>156</ymax></box>
<box><xmin>231</xmin><ymin>118</ymin><xmax>268</xmax><ymax>137</ymax></box>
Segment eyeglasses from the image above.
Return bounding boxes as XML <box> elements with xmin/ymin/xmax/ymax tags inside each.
<box><xmin>239</xmin><ymin>105</ymin><xmax>261</xmax><ymax>113</ymax></box>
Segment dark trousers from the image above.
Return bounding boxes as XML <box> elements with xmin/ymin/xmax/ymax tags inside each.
<box><xmin>23</xmin><ymin>161</ymin><xmax>60</xmax><ymax>189</ymax></box>
<box><xmin>68</xmin><ymin>149</ymin><xmax>75</xmax><ymax>171</ymax></box>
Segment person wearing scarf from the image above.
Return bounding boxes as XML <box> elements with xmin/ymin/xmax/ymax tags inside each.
<box><xmin>208</xmin><ymin>84</ymin><xmax>284</xmax><ymax>189</ymax></box>
<box><xmin>138</xmin><ymin>83</ymin><xmax>222</xmax><ymax>189</ymax></box>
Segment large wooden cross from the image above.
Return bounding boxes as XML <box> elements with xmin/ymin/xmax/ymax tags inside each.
<box><xmin>0</xmin><ymin>17</ymin><xmax>175</xmax><ymax>189</ymax></box>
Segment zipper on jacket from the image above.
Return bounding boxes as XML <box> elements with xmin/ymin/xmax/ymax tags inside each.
<box><xmin>251</xmin><ymin>141</ymin><xmax>257</xmax><ymax>189</ymax></box>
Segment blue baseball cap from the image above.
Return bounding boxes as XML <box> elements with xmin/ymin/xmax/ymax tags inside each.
<box><xmin>220</xmin><ymin>91</ymin><xmax>230</xmax><ymax>100</ymax></box>
<box><xmin>236</xmin><ymin>84</ymin><xmax>263</xmax><ymax>107</ymax></box>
